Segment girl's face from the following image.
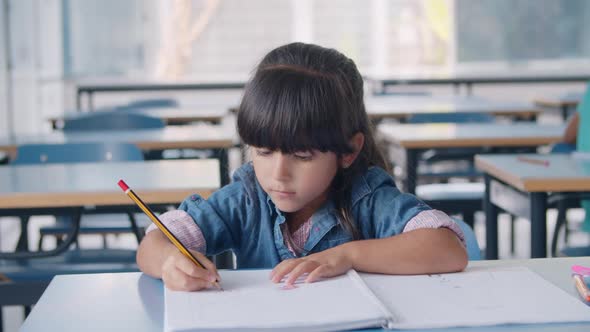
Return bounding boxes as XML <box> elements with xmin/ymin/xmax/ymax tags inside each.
<box><xmin>251</xmin><ymin>147</ymin><xmax>339</xmax><ymax>214</ymax></box>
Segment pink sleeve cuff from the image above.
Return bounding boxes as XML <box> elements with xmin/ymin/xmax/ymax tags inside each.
<box><xmin>145</xmin><ymin>210</ymin><xmax>207</xmax><ymax>254</ymax></box>
<box><xmin>402</xmin><ymin>210</ymin><xmax>466</xmax><ymax>247</ymax></box>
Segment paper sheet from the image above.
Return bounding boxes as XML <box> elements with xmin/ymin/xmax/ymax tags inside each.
<box><xmin>361</xmin><ymin>266</ymin><xmax>590</xmax><ymax>329</ymax></box>
<box><xmin>164</xmin><ymin>269</ymin><xmax>386</xmax><ymax>332</ymax></box>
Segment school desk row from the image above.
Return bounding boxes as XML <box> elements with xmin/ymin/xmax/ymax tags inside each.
<box><xmin>1</xmin><ymin>121</ymin><xmax>564</xmax><ymax>187</ymax></box>
<box><xmin>0</xmin><ymin>123</ymin><xmax>238</xmax><ymax>185</ymax></box>
<box><xmin>366</xmin><ymin>67</ymin><xmax>590</xmax><ymax>95</ymax></box>
<box><xmin>1</xmin><ymin>153</ymin><xmax>590</xmax><ymax>260</ymax></box>
<box><xmin>59</xmin><ymin>94</ymin><xmax>542</xmax><ymax>124</ymax></box>
<box><xmin>19</xmin><ymin>256</ymin><xmax>590</xmax><ymax>332</ymax></box>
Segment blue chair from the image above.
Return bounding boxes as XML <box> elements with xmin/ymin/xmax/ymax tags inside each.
<box><xmin>407</xmin><ymin>112</ymin><xmax>495</xmax><ymax>124</ymax></box>
<box><xmin>453</xmin><ymin>218</ymin><xmax>481</xmax><ymax>260</ymax></box>
<box><xmin>12</xmin><ymin>142</ymin><xmax>147</xmax><ymax>250</ymax></box>
<box><xmin>123</xmin><ymin>98</ymin><xmax>179</xmax><ymax>109</ymax></box>
<box><xmin>410</xmin><ymin>112</ymin><xmax>494</xmax><ymax>231</ymax></box>
<box><xmin>3</xmin><ymin>142</ymin><xmax>145</xmax><ymax>326</ymax></box>
<box><xmin>62</xmin><ymin>111</ymin><xmax>165</xmax><ymax>131</ymax></box>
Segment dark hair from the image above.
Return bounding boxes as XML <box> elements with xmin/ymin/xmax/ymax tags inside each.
<box><xmin>237</xmin><ymin>42</ymin><xmax>387</xmax><ymax>239</ymax></box>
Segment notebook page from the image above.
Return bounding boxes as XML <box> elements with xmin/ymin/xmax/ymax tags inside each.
<box><xmin>361</xmin><ymin>266</ymin><xmax>590</xmax><ymax>329</ymax></box>
<box><xmin>164</xmin><ymin>269</ymin><xmax>388</xmax><ymax>332</ymax></box>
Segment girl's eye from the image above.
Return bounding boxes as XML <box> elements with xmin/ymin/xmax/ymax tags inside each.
<box><xmin>255</xmin><ymin>149</ymin><xmax>273</xmax><ymax>156</ymax></box>
<box><xmin>293</xmin><ymin>152</ymin><xmax>313</xmax><ymax>161</ymax></box>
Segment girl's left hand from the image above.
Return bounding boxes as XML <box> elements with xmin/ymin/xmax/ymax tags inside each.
<box><xmin>270</xmin><ymin>243</ymin><xmax>353</xmax><ymax>286</ymax></box>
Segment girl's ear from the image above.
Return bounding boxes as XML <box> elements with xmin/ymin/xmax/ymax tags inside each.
<box><xmin>340</xmin><ymin>133</ymin><xmax>365</xmax><ymax>168</ymax></box>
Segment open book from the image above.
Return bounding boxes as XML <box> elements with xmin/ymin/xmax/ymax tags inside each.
<box><xmin>164</xmin><ymin>267</ymin><xmax>590</xmax><ymax>331</ymax></box>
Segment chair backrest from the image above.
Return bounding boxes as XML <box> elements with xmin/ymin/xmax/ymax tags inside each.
<box><xmin>452</xmin><ymin>218</ymin><xmax>481</xmax><ymax>260</ymax></box>
<box><xmin>12</xmin><ymin>142</ymin><xmax>144</xmax><ymax>165</ymax></box>
<box><xmin>63</xmin><ymin>111</ymin><xmax>165</xmax><ymax>132</ymax></box>
<box><xmin>125</xmin><ymin>98</ymin><xmax>179</xmax><ymax>109</ymax></box>
<box><xmin>576</xmin><ymin>81</ymin><xmax>590</xmax><ymax>152</ymax></box>
<box><xmin>407</xmin><ymin>112</ymin><xmax>495</xmax><ymax>124</ymax></box>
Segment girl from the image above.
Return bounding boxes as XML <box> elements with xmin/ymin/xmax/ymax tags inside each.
<box><xmin>137</xmin><ymin>42</ymin><xmax>467</xmax><ymax>291</ymax></box>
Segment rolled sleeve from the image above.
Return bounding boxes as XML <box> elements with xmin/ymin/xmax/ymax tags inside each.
<box><xmin>402</xmin><ymin>209</ymin><xmax>466</xmax><ymax>246</ymax></box>
<box><xmin>145</xmin><ymin>210</ymin><xmax>206</xmax><ymax>253</ymax></box>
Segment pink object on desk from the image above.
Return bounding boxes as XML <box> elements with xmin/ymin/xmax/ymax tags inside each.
<box><xmin>572</xmin><ymin>265</ymin><xmax>590</xmax><ymax>276</ymax></box>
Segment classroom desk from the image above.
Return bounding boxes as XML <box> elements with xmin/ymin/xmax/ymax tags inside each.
<box><xmin>366</xmin><ymin>68</ymin><xmax>590</xmax><ymax>95</ymax></box>
<box><xmin>48</xmin><ymin>107</ymin><xmax>229</xmax><ymax>128</ymax></box>
<box><xmin>76</xmin><ymin>80</ymin><xmax>246</xmax><ymax>111</ymax></box>
<box><xmin>366</xmin><ymin>95</ymin><xmax>540</xmax><ymax>122</ymax></box>
<box><xmin>475</xmin><ymin>153</ymin><xmax>590</xmax><ymax>259</ymax></box>
<box><xmin>0</xmin><ymin>124</ymin><xmax>236</xmax><ymax>185</ymax></box>
<box><xmin>20</xmin><ymin>256</ymin><xmax>590</xmax><ymax>332</ymax></box>
<box><xmin>0</xmin><ymin>159</ymin><xmax>219</xmax><ymax>210</ymax></box>
<box><xmin>0</xmin><ymin>159</ymin><xmax>220</xmax><ymax>252</ymax></box>
<box><xmin>533</xmin><ymin>91</ymin><xmax>583</xmax><ymax>120</ymax></box>
<box><xmin>378</xmin><ymin>123</ymin><xmax>564</xmax><ymax>194</ymax></box>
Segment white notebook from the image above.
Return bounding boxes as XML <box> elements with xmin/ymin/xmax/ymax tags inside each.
<box><xmin>164</xmin><ymin>267</ymin><xmax>590</xmax><ymax>332</ymax></box>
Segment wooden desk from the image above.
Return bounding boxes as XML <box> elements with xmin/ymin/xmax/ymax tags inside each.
<box><xmin>475</xmin><ymin>153</ymin><xmax>590</xmax><ymax>259</ymax></box>
<box><xmin>533</xmin><ymin>91</ymin><xmax>583</xmax><ymax>120</ymax></box>
<box><xmin>76</xmin><ymin>80</ymin><xmax>246</xmax><ymax>111</ymax></box>
<box><xmin>0</xmin><ymin>124</ymin><xmax>236</xmax><ymax>185</ymax></box>
<box><xmin>48</xmin><ymin>107</ymin><xmax>229</xmax><ymax>128</ymax></box>
<box><xmin>20</xmin><ymin>257</ymin><xmax>590</xmax><ymax>332</ymax></box>
<box><xmin>378</xmin><ymin>123</ymin><xmax>564</xmax><ymax>194</ymax></box>
<box><xmin>366</xmin><ymin>95</ymin><xmax>540</xmax><ymax>121</ymax></box>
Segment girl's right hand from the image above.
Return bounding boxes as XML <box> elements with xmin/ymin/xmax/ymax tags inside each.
<box><xmin>161</xmin><ymin>249</ymin><xmax>220</xmax><ymax>291</ymax></box>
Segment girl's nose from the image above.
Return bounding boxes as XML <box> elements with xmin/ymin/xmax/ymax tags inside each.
<box><xmin>272</xmin><ymin>153</ymin><xmax>291</xmax><ymax>180</ymax></box>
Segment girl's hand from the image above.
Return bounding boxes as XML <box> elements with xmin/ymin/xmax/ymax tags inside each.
<box><xmin>161</xmin><ymin>249</ymin><xmax>220</xmax><ymax>291</ymax></box>
<box><xmin>270</xmin><ymin>243</ymin><xmax>353</xmax><ymax>286</ymax></box>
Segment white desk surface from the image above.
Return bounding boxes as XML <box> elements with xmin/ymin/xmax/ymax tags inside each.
<box><xmin>378</xmin><ymin>122</ymin><xmax>564</xmax><ymax>149</ymax></box>
<box><xmin>20</xmin><ymin>257</ymin><xmax>590</xmax><ymax>332</ymax></box>
<box><xmin>0</xmin><ymin>159</ymin><xmax>220</xmax><ymax>209</ymax></box>
<box><xmin>48</xmin><ymin>107</ymin><xmax>229</xmax><ymax>126</ymax></box>
<box><xmin>366</xmin><ymin>95</ymin><xmax>540</xmax><ymax>120</ymax></box>
<box><xmin>475</xmin><ymin>153</ymin><xmax>590</xmax><ymax>192</ymax></box>
<box><xmin>0</xmin><ymin>124</ymin><xmax>236</xmax><ymax>160</ymax></box>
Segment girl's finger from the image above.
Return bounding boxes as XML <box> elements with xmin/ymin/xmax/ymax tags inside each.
<box><xmin>305</xmin><ymin>264</ymin><xmax>332</xmax><ymax>283</ymax></box>
<box><xmin>285</xmin><ymin>260</ymin><xmax>319</xmax><ymax>285</ymax></box>
<box><xmin>164</xmin><ymin>266</ymin><xmax>212</xmax><ymax>291</ymax></box>
<box><xmin>270</xmin><ymin>259</ymin><xmax>300</xmax><ymax>283</ymax></box>
<box><xmin>192</xmin><ymin>251</ymin><xmax>221</xmax><ymax>281</ymax></box>
<box><xmin>174</xmin><ymin>253</ymin><xmax>215</xmax><ymax>282</ymax></box>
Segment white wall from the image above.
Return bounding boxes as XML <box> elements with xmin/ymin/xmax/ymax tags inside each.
<box><xmin>0</xmin><ymin>0</ymin><xmax>10</xmax><ymax>136</ymax></box>
<box><xmin>8</xmin><ymin>0</ymin><xmax>63</xmax><ymax>135</ymax></box>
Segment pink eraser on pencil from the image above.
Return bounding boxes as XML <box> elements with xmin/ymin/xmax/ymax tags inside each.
<box><xmin>118</xmin><ymin>180</ymin><xmax>129</xmax><ymax>191</ymax></box>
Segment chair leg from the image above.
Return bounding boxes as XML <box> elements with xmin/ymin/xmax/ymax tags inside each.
<box><xmin>37</xmin><ymin>234</ymin><xmax>44</xmax><ymax>251</ymax></box>
<box><xmin>126</xmin><ymin>212</ymin><xmax>143</xmax><ymax>244</ymax></box>
<box><xmin>462</xmin><ymin>212</ymin><xmax>475</xmax><ymax>229</ymax></box>
<box><xmin>551</xmin><ymin>200</ymin><xmax>568</xmax><ymax>257</ymax></box>
<box><xmin>16</xmin><ymin>216</ymin><xmax>30</xmax><ymax>252</ymax></box>
<box><xmin>510</xmin><ymin>215</ymin><xmax>516</xmax><ymax>254</ymax></box>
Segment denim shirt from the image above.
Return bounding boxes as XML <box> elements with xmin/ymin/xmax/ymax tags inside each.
<box><xmin>178</xmin><ymin>163</ymin><xmax>431</xmax><ymax>269</ymax></box>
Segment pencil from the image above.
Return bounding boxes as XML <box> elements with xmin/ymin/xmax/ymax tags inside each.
<box><xmin>573</xmin><ymin>274</ymin><xmax>590</xmax><ymax>302</ymax></box>
<box><xmin>517</xmin><ymin>156</ymin><xmax>550</xmax><ymax>167</ymax></box>
<box><xmin>117</xmin><ymin>179</ymin><xmax>222</xmax><ymax>290</ymax></box>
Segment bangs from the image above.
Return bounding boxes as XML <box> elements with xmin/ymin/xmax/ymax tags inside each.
<box><xmin>237</xmin><ymin>67</ymin><xmax>354</xmax><ymax>155</ymax></box>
